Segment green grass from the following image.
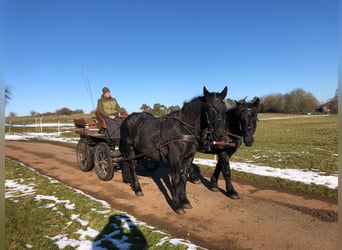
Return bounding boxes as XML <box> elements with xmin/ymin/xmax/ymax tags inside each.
<box><xmin>5</xmin><ymin>159</ymin><xmax>200</xmax><ymax>250</ymax></box>
<box><xmin>6</xmin><ymin>114</ymin><xmax>338</xmax><ymax>200</ymax></box>
<box><xmin>197</xmin><ymin>115</ymin><xmax>337</xmax><ymax>174</ymax></box>
<box><xmin>195</xmin><ymin>115</ymin><xmax>338</xmax><ymax>200</ymax></box>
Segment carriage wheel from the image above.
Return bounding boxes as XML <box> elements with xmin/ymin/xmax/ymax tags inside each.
<box><xmin>76</xmin><ymin>138</ymin><xmax>93</xmax><ymax>172</ymax></box>
<box><xmin>94</xmin><ymin>142</ymin><xmax>115</xmax><ymax>181</ymax></box>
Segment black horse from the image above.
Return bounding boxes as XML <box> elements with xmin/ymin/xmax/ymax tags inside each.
<box><xmin>119</xmin><ymin>86</ymin><xmax>228</xmax><ymax>214</ymax></box>
<box><xmin>193</xmin><ymin>97</ymin><xmax>259</xmax><ymax>199</ymax></box>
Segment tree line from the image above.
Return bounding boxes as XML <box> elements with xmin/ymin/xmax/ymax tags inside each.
<box><xmin>259</xmin><ymin>88</ymin><xmax>338</xmax><ymax>114</ymax></box>
<box><xmin>5</xmin><ymin>86</ymin><xmax>338</xmax><ymax>117</ymax></box>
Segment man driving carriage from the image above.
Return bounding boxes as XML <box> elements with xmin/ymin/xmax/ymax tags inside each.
<box><xmin>97</xmin><ymin>87</ymin><xmax>123</xmax><ymax>137</ymax></box>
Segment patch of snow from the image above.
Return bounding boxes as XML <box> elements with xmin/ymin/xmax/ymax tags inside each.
<box><xmin>75</xmin><ymin>227</ymin><xmax>99</xmax><ymax>240</ymax></box>
<box><xmin>193</xmin><ymin>158</ymin><xmax>338</xmax><ymax>189</ymax></box>
<box><xmin>71</xmin><ymin>214</ymin><xmax>89</xmax><ymax>227</ymax></box>
<box><xmin>5</xmin><ymin>132</ymin><xmax>79</xmax><ymax>143</ymax></box>
<box><xmin>6</xmin><ymin>122</ymin><xmax>74</xmax><ymax>127</ymax></box>
<box><xmin>157</xmin><ymin>236</ymin><xmax>206</xmax><ymax>250</ymax></box>
<box><xmin>45</xmin><ymin>234</ymin><xmax>94</xmax><ymax>250</ymax></box>
<box><xmin>34</xmin><ymin>194</ymin><xmax>76</xmax><ymax>210</ymax></box>
<box><xmin>5</xmin><ymin>179</ymin><xmax>36</xmax><ymax>199</ymax></box>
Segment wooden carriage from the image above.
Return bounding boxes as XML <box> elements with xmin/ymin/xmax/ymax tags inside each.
<box><xmin>73</xmin><ymin>109</ymin><xmax>128</xmax><ymax>181</ymax></box>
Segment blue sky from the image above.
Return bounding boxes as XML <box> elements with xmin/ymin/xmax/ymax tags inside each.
<box><xmin>5</xmin><ymin>0</ymin><xmax>337</xmax><ymax>116</ymax></box>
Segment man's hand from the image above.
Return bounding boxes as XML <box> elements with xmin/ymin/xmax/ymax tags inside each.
<box><xmin>109</xmin><ymin>115</ymin><xmax>115</xmax><ymax>119</ymax></box>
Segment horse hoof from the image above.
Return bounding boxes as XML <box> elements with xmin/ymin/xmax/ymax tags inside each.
<box><xmin>175</xmin><ymin>208</ymin><xmax>186</xmax><ymax>214</ymax></box>
<box><xmin>228</xmin><ymin>193</ymin><xmax>240</xmax><ymax>199</ymax></box>
<box><xmin>191</xmin><ymin>179</ymin><xmax>201</xmax><ymax>184</ymax></box>
<box><xmin>135</xmin><ymin>191</ymin><xmax>144</xmax><ymax>196</ymax></box>
<box><xmin>210</xmin><ymin>186</ymin><xmax>220</xmax><ymax>192</ymax></box>
<box><xmin>183</xmin><ymin>203</ymin><xmax>193</xmax><ymax>209</ymax></box>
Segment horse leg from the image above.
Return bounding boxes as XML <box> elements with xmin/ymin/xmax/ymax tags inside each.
<box><xmin>170</xmin><ymin>169</ymin><xmax>185</xmax><ymax>214</ymax></box>
<box><xmin>219</xmin><ymin>152</ymin><xmax>239</xmax><ymax>199</ymax></box>
<box><xmin>121</xmin><ymin>161</ymin><xmax>132</xmax><ymax>183</ymax></box>
<box><xmin>125</xmin><ymin>157</ymin><xmax>143</xmax><ymax>196</ymax></box>
<box><xmin>187</xmin><ymin>164</ymin><xmax>201</xmax><ymax>184</ymax></box>
<box><xmin>210</xmin><ymin>156</ymin><xmax>222</xmax><ymax>192</ymax></box>
<box><xmin>180</xmin><ymin>158</ymin><xmax>193</xmax><ymax>209</ymax></box>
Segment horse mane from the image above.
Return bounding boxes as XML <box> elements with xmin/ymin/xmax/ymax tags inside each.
<box><xmin>179</xmin><ymin>96</ymin><xmax>205</xmax><ymax>124</ymax></box>
<box><xmin>226</xmin><ymin>105</ymin><xmax>241</xmax><ymax>122</ymax></box>
<box><xmin>181</xmin><ymin>96</ymin><xmax>204</xmax><ymax>110</ymax></box>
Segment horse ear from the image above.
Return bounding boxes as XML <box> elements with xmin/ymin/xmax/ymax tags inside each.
<box><xmin>253</xmin><ymin>97</ymin><xmax>260</xmax><ymax>107</ymax></box>
<box><xmin>234</xmin><ymin>100</ymin><xmax>241</xmax><ymax>106</ymax></box>
<box><xmin>203</xmin><ymin>86</ymin><xmax>209</xmax><ymax>97</ymax></box>
<box><xmin>219</xmin><ymin>86</ymin><xmax>228</xmax><ymax>99</ymax></box>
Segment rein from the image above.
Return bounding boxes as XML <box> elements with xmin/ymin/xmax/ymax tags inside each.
<box><xmin>225</xmin><ymin>131</ymin><xmax>243</xmax><ymax>140</ymax></box>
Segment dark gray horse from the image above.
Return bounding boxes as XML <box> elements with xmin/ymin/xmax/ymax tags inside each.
<box><xmin>119</xmin><ymin>87</ymin><xmax>228</xmax><ymax>214</ymax></box>
<box><xmin>192</xmin><ymin>97</ymin><xmax>260</xmax><ymax>199</ymax></box>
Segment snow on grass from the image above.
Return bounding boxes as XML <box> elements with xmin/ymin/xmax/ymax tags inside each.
<box><xmin>35</xmin><ymin>194</ymin><xmax>76</xmax><ymax>210</ymax></box>
<box><xmin>5</xmin><ymin>178</ymin><xmax>36</xmax><ymax>201</ymax></box>
<box><xmin>5</xmin><ymin>131</ymin><xmax>338</xmax><ymax>189</ymax></box>
<box><xmin>5</xmin><ymin>132</ymin><xmax>80</xmax><ymax>143</ymax></box>
<box><xmin>5</xmin><ymin>122</ymin><xmax>74</xmax><ymax>127</ymax></box>
<box><xmin>5</xmin><ymin>162</ymin><xmax>206</xmax><ymax>250</ymax></box>
<box><xmin>157</xmin><ymin>237</ymin><xmax>201</xmax><ymax>250</ymax></box>
<box><xmin>193</xmin><ymin>159</ymin><xmax>338</xmax><ymax>189</ymax></box>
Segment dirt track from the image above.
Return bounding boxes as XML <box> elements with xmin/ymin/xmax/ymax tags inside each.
<box><xmin>5</xmin><ymin>141</ymin><xmax>338</xmax><ymax>250</ymax></box>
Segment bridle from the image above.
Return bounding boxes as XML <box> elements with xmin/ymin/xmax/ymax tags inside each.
<box><xmin>199</xmin><ymin>98</ymin><xmax>227</xmax><ymax>150</ymax></box>
<box><xmin>223</xmin><ymin>107</ymin><xmax>258</xmax><ymax>142</ymax></box>
<box><xmin>237</xmin><ymin>107</ymin><xmax>258</xmax><ymax>141</ymax></box>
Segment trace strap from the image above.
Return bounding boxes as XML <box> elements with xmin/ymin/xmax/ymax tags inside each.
<box><xmin>119</xmin><ymin>134</ymin><xmax>197</xmax><ymax>162</ymax></box>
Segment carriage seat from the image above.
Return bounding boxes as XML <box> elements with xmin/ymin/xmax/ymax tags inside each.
<box><xmin>95</xmin><ymin>108</ymin><xmax>128</xmax><ymax>134</ymax></box>
<box><xmin>95</xmin><ymin>108</ymin><xmax>107</xmax><ymax>133</ymax></box>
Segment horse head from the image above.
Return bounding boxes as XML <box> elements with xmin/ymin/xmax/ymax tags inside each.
<box><xmin>233</xmin><ymin>97</ymin><xmax>259</xmax><ymax>146</ymax></box>
<box><xmin>226</xmin><ymin>98</ymin><xmax>260</xmax><ymax>147</ymax></box>
<box><xmin>202</xmin><ymin>86</ymin><xmax>228</xmax><ymax>142</ymax></box>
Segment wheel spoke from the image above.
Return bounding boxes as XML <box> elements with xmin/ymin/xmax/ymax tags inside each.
<box><xmin>94</xmin><ymin>142</ymin><xmax>114</xmax><ymax>181</ymax></box>
<box><xmin>76</xmin><ymin>138</ymin><xmax>93</xmax><ymax>172</ymax></box>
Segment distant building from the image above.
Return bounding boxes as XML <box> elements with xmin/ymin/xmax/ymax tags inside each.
<box><xmin>309</xmin><ymin>106</ymin><xmax>330</xmax><ymax>115</ymax></box>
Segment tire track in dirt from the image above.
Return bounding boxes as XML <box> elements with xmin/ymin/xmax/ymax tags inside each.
<box><xmin>5</xmin><ymin>141</ymin><xmax>338</xmax><ymax>250</ymax></box>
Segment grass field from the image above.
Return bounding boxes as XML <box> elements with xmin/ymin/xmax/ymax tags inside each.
<box><xmin>197</xmin><ymin>114</ymin><xmax>338</xmax><ymax>174</ymax></box>
<box><xmin>196</xmin><ymin>114</ymin><xmax>338</xmax><ymax>199</ymax></box>
<box><xmin>5</xmin><ymin>113</ymin><xmax>338</xmax><ymax>199</ymax></box>
<box><xmin>5</xmin><ymin>159</ymin><xmax>202</xmax><ymax>250</ymax></box>
<box><xmin>240</xmin><ymin>115</ymin><xmax>337</xmax><ymax>173</ymax></box>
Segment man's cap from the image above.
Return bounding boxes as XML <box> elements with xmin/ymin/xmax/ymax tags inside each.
<box><xmin>102</xmin><ymin>87</ymin><xmax>110</xmax><ymax>94</ymax></box>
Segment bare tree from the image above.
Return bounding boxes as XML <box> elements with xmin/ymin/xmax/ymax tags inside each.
<box><xmin>55</xmin><ymin>107</ymin><xmax>73</xmax><ymax>115</ymax></box>
<box><xmin>262</xmin><ymin>93</ymin><xmax>284</xmax><ymax>113</ymax></box>
<box><xmin>8</xmin><ymin>112</ymin><xmax>17</xmax><ymax>117</ymax></box>
<box><xmin>30</xmin><ymin>111</ymin><xmax>40</xmax><ymax>116</ymax></box>
<box><xmin>5</xmin><ymin>86</ymin><xmax>12</xmax><ymax>106</ymax></box>
<box><xmin>260</xmin><ymin>88</ymin><xmax>319</xmax><ymax>114</ymax></box>
<box><xmin>284</xmin><ymin>88</ymin><xmax>318</xmax><ymax>114</ymax></box>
